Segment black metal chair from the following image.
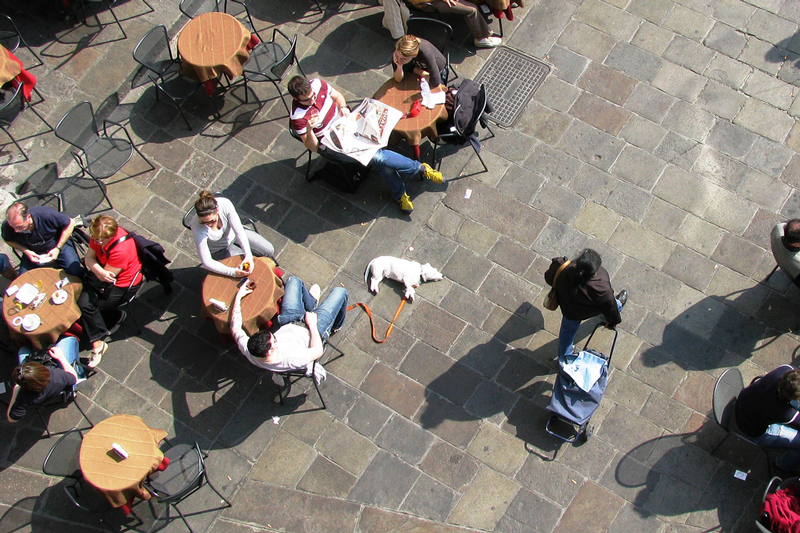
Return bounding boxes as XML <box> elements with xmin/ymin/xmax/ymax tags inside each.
<box><xmin>179</xmin><ymin>0</ymin><xmax>220</xmax><ymax>18</ymax></box>
<box><xmin>117</xmin><ymin>270</ymin><xmax>144</xmax><ymax>335</ymax></box>
<box><xmin>0</xmin><ymin>83</ymin><xmax>53</xmax><ymax>164</ymax></box>
<box><xmin>712</xmin><ymin>368</ymin><xmax>772</xmax><ymax>476</ymax></box>
<box><xmin>222</xmin><ymin>0</ymin><xmax>263</xmax><ymax>41</ymax></box>
<box><xmin>76</xmin><ymin>0</ymin><xmax>128</xmax><ymax>42</ymax></box>
<box><xmin>272</xmin><ymin>340</ymin><xmax>344</xmax><ymax>411</ymax></box>
<box><xmin>42</xmin><ymin>428</ymin><xmax>122</xmax><ymax>530</ymax></box>
<box><xmin>288</xmin><ymin>126</ymin><xmax>370</xmax><ymax>185</ymax></box>
<box><xmin>406</xmin><ymin>16</ymin><xmax>459</xmax><ymax>85</ymax></box>
<box><xmin>35</xmin><ymin>373</ymin><xmax>95</xmax><ymax>438</ymax></box>
<box><xmin>0</xmin><ymin>15</ymin><xmax>43</xmax><ymax>68</ymax></box>
<box><xmin>133</xmin><ymin>25</ymin><xmax>205</xmax><ymax>130</ymax></box>
<box><xmin>432</xmin><ymin>83</ymin><xmax>494</xmax><ymax>173</ymax></box>
<box><xmin>54</xmin><ymin>101</ymin><xmax>155</xmax><ymax>211</ymax></box>
<box><xmin>144</xmin><ymin>442</ymin><xmax>232</xmax><ymax>533</ymax></box>
<box><xmin>241</xmin><ymin>28</ymin><xmax>305</xmax><ymax>113</ymax></box>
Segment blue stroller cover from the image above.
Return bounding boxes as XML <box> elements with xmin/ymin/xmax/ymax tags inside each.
<box><xmin>547</xmin><ymin>349</ymin><xmax>609</xmax><ymax>426</ymax></box>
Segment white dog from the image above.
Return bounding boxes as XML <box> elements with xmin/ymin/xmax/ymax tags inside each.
<box><xmin>365</xmin><ymin>256</ymin><xmax>443</xmax><ymax>301</ymax></box>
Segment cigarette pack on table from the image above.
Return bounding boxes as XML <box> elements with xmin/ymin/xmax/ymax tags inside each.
<box><xmin>111</xmin><ymin>443</ymin><xmax>129</xmax><ymax>459</ymax></box>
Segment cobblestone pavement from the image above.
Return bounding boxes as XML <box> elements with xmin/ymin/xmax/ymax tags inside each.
<box><xmin>0</xmin><ymin>0</ymin><xmax>798</xmax><ymax>530</ymax></box>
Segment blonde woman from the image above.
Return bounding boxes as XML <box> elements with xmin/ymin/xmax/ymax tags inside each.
<box><xmin>392</xmin><ymin>35</ymin><xmax>447</xmax><ymax>87</ymax></box>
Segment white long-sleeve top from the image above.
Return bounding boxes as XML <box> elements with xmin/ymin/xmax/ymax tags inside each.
<box><xmin>191</xmin><ymin>197</ymin><xmax>253</xmax><ymax>277</ymax></box>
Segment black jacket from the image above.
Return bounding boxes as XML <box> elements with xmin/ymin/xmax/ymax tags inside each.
<box><xmin>545</xmin><ymin>257</ymin><xmax>620</xmax><ymax>325</ymax></box>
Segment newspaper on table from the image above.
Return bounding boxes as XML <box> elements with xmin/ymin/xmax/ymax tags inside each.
<box><xmin>321</xmin><ymin>98</ymin><xmax>403</xmax><ymax>166</ymax></box>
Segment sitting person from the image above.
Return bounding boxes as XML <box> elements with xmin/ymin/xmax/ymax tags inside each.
<box><xmin>771</xmin><ymin>219</ymin><xmax>800</xmax><ymax>287</ymax></box>
<box><xmin>191</xmin><ymin>190</ymin><xmax>275</xmax><ymax>278</ymax></box>
<box><xmin>406</xmin><ymin>0</ymin><xmax>501</xmax><ymax>48</ymax></box>
<box><xmin>6</xmin><ymin>335</ymin><xmax>85</xmax><ymax>423</ymax></box>
<box><xmin>392</xmin><ymin>35</ymin><xmax>447</xmax><ymax>87</ymax></box>
<box><xmin>736</xmin><ymin>365</ymin><xmax>800</xmax><ymax>472</ymax></box>
<box><xmin>287</xmin><ymin>75</ymin><xmax>446</xmax><ymax>214</ymax></box>
<box><xmin>230</xmin><ymin>275</ymin><xmax>347</xmax><ymax>383</ymax></box>
<box><xmin>78</xmin><ymin>215</ymin><xmax>143</xmax><ymax>367</ymax></box>
<box><xmin>2</xmin><ymin>202</ymin><xmax>83</xmax><ymax>276</ymax></box>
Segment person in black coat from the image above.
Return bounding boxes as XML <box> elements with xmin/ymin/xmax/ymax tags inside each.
<box><xmin>544</xmin><ymin>248</ymin><xmax>627</xmax><ymax>360</ymax></box>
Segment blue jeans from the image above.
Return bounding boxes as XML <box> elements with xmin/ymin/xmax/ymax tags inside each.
<box><xmin>19</xmin><ymin>243</ymin><xmax>84</xmax><ymax>277</ymax></box>
<box><xmin>756</xmin><ymin>424</ymin><xmax>800</xmax><ymax>470</ymax></box>
<box><xmin>323</xmin><ymin>146</ymin><xmax>423</xmax><ymax>200</ymax></box>
<box><xmin>276</xmin><ymin>276</ymin><xmax>347</xmax><ymax>339</ymax></box>
<box><xmin>18</xmin><ymin>336</ymin><xmax>85</xmax><ymax>380</ymax></box>
<box><xmin>558</xmin><ymin>299</ymin><xmax>623</xmax><ymax>360</ymax></box>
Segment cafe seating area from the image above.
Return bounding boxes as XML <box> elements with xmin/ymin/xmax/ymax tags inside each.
<box><xmin>1</xmin><ymin>0</ymin><xmax>794</xmax><ymax>531</ymax></box>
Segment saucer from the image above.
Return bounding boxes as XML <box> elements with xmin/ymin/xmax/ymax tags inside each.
<box><xmin>51</xmin><ymin>290</ymin><xmax>68</xmax><ymax>305</ymax></box>
<box><xmin>22</xmin><ymin>314</ymin><xmax>41</xmax><ymax>332</ymax></box>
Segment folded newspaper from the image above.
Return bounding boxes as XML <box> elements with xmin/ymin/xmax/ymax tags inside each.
<box><xmin>321</xmin><ymin>98</ymin><xmax>403</xmax><ymax>166</ymax></box>
<box><xmin>559</xmin><ymin>350</ymin><xmax>606</xmax><ymax>393</ymax></box>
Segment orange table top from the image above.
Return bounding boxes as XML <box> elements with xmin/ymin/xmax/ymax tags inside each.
<box><xmin>177</xmin><ymin>12</ymin><xmax>251</xmax><ymax>83</ymax></box>
<box><xmin>79</xmin><ymin>414</ymin><xmax>167</xmax><ymax>507</ymax></box>
<box><xmin>201</xmin><ymin>255</ymin><xmax>284</xmax><ymax>336</ymax></box>
<box><xmin>0</xmin><ymin>45</ymin><xmax>21</xmax><ymax>86</ymax></box>
<box><xmin>373</xmin><ymin>76</ymin><xmax>448</xmax><ymax>146</ymax></box>
<box><xmin>2</xmin><ymin>268</ymin><xmax>83</xmax><ymax>350</ymax></box>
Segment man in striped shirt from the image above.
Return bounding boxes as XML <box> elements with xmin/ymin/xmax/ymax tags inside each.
<box><xmin>288</xmin><ymin>75</ymin><xmax>445</xmax><ymax>214</ymax></box>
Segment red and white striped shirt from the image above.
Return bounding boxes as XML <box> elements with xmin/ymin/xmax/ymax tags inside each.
<box><xmin>290</xmin><ymin>78</ymin><xmax>342</xmax><ymax>140</ymax></box>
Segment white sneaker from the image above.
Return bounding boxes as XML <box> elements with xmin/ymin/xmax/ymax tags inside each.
<box><xmin>475</xmin><ymin>36</ymin><xmax>502</xmax><ymax>48</ymax></box>
<box><xmin>309</xmin><ymin>284</ymin><xmax>321</xmax><ymax>301</ymax></box>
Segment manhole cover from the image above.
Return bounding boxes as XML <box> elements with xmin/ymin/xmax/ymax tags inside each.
<box><xmin>474</xmin><ymin>47</ymin><xmax>550</xmax><ymax>128</ymax></box>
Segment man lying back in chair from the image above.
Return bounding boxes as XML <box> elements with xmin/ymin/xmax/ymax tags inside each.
<box><xmin>230</xmin><ymin>276</ymin><xmax>347</xmax><ymax>384</ymax></box>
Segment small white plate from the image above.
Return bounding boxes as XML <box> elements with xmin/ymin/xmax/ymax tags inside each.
<box><xmin>51</xmin><ymin>290</ymin><xmax>68</xmax><ymax>305</ymax></box>
<box><xmin>22</xmin><ymin>314</ymin><xmax>41</xmax><ymax>332</ymax></box>
<box><xmin>11</xmin><ymin>316</ymin><xmax>22</xmax><ymax>327</ymax></box>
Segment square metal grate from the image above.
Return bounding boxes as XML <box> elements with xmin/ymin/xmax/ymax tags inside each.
<box><xmin>474</xmin><ymin>47</ymin><xmax>551</xmax><ymax>128</ymax></box>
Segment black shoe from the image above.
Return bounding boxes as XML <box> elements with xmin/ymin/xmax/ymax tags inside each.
<box><xmin>616</xmin><ymin>290</ymin><xmax>628</xmax><ymax>308</ymax></box>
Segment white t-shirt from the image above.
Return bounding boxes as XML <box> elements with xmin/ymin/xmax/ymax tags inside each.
<box><xmin>190</xmin><ymin>197</ymin><xmax>253</xmax><ymax>277</ymax></box>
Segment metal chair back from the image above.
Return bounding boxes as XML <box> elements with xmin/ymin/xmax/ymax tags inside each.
<box><xmin>407</xmin><ymin>17</ymin><xmax>452</xmax><ymax>56</ymax></box>
<box><xmin>712</xmin><ymin>367</ymin><xmax>744</xmax><ymax>430</ymax></box>
<box><xmin>54</xmin><ymin>101</ymin><xmax>99</xmax><ymax>153</ymax></box>
<box><xmin>0</xmin><ymin>14</ymin><xmax>21</xmax><ymax>52</ymax></box>
<box><xmin>42</xmin><ymin>427</ymin><xmax>84</xmax><ymax>478</ymax></box>
<box><xmin>179</xmin><ymin>0</ymin><xmax>219</xmax><ymax>18</ymax></box>
<box><xmin>0</xmin><ymin>83</ymin><xmax>25</xmax><ymax>128</ymax></box>
<box><xmin>133</xmin><ymin>25</ymin><xmax>176</xmax><ymax>77</ymax></box>
<box><xmin>270</xmin><ymin>34</ymin><xmax>298</xmax><ymax>80</ymax></box>
<box><xmin>223</xmin><ymin>0</ymin><xmax>260</xmax><ymax>40</ymax></box>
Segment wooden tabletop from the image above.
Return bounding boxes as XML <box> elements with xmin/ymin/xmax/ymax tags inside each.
<box><xmin>200</xmin><ymin>255</ymin><xmax>284</xmax><ymax>336</ymax></box>
<box><xmin>0</xmin><ymin>45</ymin><xmax>21</xmax><ymax>87</ymax></box>
<box><xmin>2</xmin><ymin>268</ymin><xmax>83</xmax><ymax>350</ymax></box>
<box><xmin>79</xmin><ymin>414</ymin><xmax>167</xmax><ymax>507</ymax></box>
<box><xmin>177</xmin><ymin>12</ymin><xmax>252</xmax><ymax>83</ymax></box>
<box><xmin>372</xmin><ymin>76</ymin><xmax>448</xmax><ymax>146</ymax></box>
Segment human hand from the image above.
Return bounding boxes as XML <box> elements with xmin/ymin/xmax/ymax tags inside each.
<box><xmin>46</xmin><ymin>248</ymin><xmax>60</xmax><ymax>260</ymax></box>
<box><xmin>23</xmin><ymin>249</ymin><xmax>39</xmax><ymax>262</ymax></box>
<box><xmin>393</xmin><ymin>50</ymin><xmax>408</xmax><ymax>66</ymax></box>
<box><xmin>239</xmin><ymin>259</ymin><xmax>254</xmax><ymax>275</ymax></box>
<box><xmin>340</xmin><ymin>105</ymin><xmax>350</xmax><ymax>117</ymax></box>
<box><xmin>238</xmin><ymin>283</ymin><xmax>254</xmax><ymax>297</ymax></box>
<box><xmin>443</xmin><ymin>0</ymin><xmax>457</xmax><ymax>6</ymax></box>
<box><xmin>304</xmin><ymin>311</ymin><xmax>318</xmax><ymax>329</ymax></box>
<box><xmin>604</xmin><ymin>322</ymin><xmax>616</xmax><ymax>330</ymax></box>
<box><xmin>48</xmin><ymin>346</ymin><xmax>64</xmax><ymax>360</ymax></box>
<box><xmin>234</xmin><ymin>268</ymin><xmax>248</xmax><ymax>278</ymax></box>
<box><xmin>95</xmin><ymin>269</ymin><xmax>116</xmax><ymax>283</ymax></box>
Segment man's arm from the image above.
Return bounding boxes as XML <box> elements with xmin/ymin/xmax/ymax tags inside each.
<box><xmin>304</xmin><ymin>311</ymin><xmax>325</xmax><ymax>362</ymax></box>
<box><xmin>300</xmin><ymin>130</ymin><xmax>320</xmax><ymax>153</ymax></box>
<box><xmin>47</xmin><ymin>218</ymin><xmax>75</xmax><ymax>261</ymax></box>
<box><xmin>231</xmin><ymin>284</ymin><xmax>254</xmax><ymax>355</ymax></box>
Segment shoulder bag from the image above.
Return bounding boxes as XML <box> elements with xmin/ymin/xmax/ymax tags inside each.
<box><xmin>543</xmin><ymin>260</ymin><xmax>571</xmax><ymax>311</ymax></box>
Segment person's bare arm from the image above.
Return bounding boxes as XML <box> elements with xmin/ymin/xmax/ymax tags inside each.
<box><xmin>304</xmin><ymin>312</ymin><xmax>324</xmax><ymax>362</ymax></box>
<box><xmin>231</xmin><ymin>284</ymin><xmax>254</xmax><ymax>354</ymax></box>
<box><xmin>86</xmin><ymin>248</ymin><xmax>119</xmax><ymax>283</ymax></box>
<box><xmin>6</xmin><ymin>385</ymin><xmax>20</xmax><ymax>423</ymax></box>
<box><xmin>50</xmin><ymin>346</ymin><xmax>78</xmax><ymax>382</ymax></box>
<box><xmin>47</xmin><ymin>218</ymin><xmax>76</xmax><ymax>260</ymax></box>
<box><xmin>301</xmin><ymin>130</ymin><xmax>319</xmax><ymax>153</ymax></box>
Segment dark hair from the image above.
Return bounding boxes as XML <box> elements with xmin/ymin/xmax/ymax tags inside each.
<box><xmin>247</xmin><ymin>330</ymin><xmax>273</xmax><ymax>358</ymax></box>
<box><xmin>287</xmin><ymin>76</ymin><xmax>311</xmax><ymax>99</ymax></box>
<box><xmin>11</xmin><ymin>362</ymin><xmax>50</xmax><ymax>392</ymax></box>
<box><xmin>195</xmin><ymin>190</ymin><xmax>218</xmax><ymax>218</ymax></box>
<box><xmin>778</xmin><ymin>369</ymin><xmax>800</xmax><ymax>402</ymax></box>
<box><xmin>786</xmin><ymin>219</ymin><xmax>800</xmax><ymax>245</ymax></box>
<box><xmin>573</xmin><ymin>248</ymin><xmax>601</xmax><ymax>287</ymax></box>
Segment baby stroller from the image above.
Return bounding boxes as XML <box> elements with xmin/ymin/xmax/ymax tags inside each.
<box><xmin>546</xmin><ymin>322</ymin><xmax>617</xmax><ymax>443</ymax></box>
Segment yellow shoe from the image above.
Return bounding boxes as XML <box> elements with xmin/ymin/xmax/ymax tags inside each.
<box><xmin>421</xmin><ymin>162</ymin><xmax>444</xmax><ymax>184</ymax></box>
<box><xmin>398</xmin><ymin>193</ymin><xmax>414</xmax><ymax>213</ymax></box>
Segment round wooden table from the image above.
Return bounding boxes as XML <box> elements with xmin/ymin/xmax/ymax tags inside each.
<box><xmin>2</xmin><ymin>267</ymin><xmax>83</xmax><ymax>349</ymax></box>
<box><xmin>177</xmin><ymin>12</ymin><xmax>252</xmax><ymax>84</ymax></box>
<box><xmin>79</xmin><ymin>414</ymin><xmax>167</xmax><ymax>507</ymax></box>
<box><xmin>200</xmin><ymin>255</ymin><xmax>284</xmax><ymax>338</ymax></box>
<box><xmin>372</xmin><ymin>76</ymin><xmax>448</xmax><ymax>159</ymax></box>
<box><xmin>0</xmin><ymin>45</ymin><xmax>22</xmax><ymax>86</ymax></box>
